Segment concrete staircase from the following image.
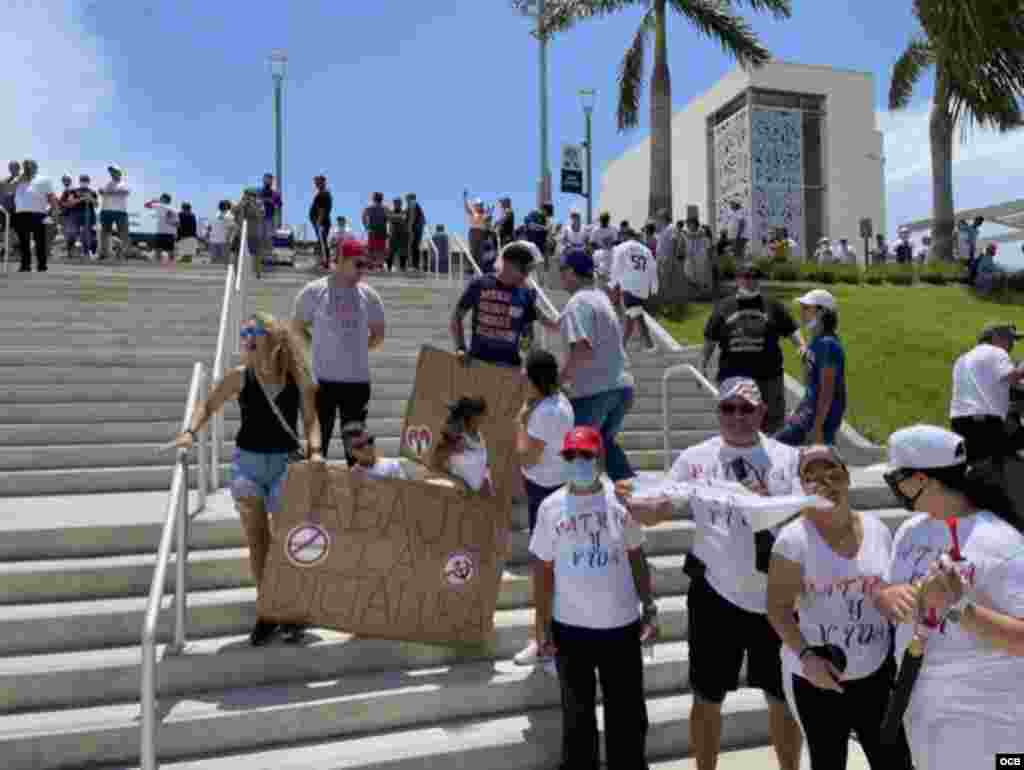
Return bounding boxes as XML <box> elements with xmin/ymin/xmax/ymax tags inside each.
<box><xmin>0</xmin><ymin>264</ymin><xmax>906</xmax><ymax>769</ymax></box>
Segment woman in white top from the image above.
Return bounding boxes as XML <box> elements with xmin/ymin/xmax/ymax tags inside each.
<box><xmin>430</xmin><ymin>397</ymin><xmax>493</xmax><ymax>494</ymax></box>
<box><xmin>530</xmin><ymin>426</ymin><xmax>656</xmax><ymax>770</ymax></box>
<box><xmin>881</xmin><ymin>424</ymin><xmax>1024</xmax><ymax>770</ymax></box>
<box><xmin>767</xmin><ymin>445</ymin><xmax>913</xmax><ymax>769</ymax></box>
<box><xmin>513</xmin><ymin>349</ymin><xmax>575</xmax><ymax>666</ymax></box>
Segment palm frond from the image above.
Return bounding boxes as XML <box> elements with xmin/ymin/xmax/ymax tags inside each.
<box><xmin>721</xmin><ymin>0</ymin><xmax>792</xmax><ymax>21</ymax></box>
<box><xmin>914</xmin><ymin>1</ymin><xmax>1024</xmax><ymax>137</ymax></box>
<box><xmin>667</xmin><ymin>0</ymin><xmax>771</xmax><ymax>69</ymax></box>
<box><xmin>617</xmin><ymin>8</ymin><xmax>656</xmax><ymax>130</ymax></box>
<box><xmin>540</xmin><ymin>0</ymin><xmax>646</xmax><ymax>37</ymax></box>
<box><xmin>888</xmin><ymin>40</ymin><xmax>932</xmax><ymax>111</ymax></box>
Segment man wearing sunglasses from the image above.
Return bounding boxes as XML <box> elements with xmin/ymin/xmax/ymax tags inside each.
<box><xmin>293</xmin><ymin>239</ymin><xmax>386</xmax><ymax>464</ymax></box>
<box><xmin>342</xmin><ymin>422</ymin><xmax>405</xmax><ymax>480</ymax></box>
<box><xmin>621</xmin><ymin>376</ymin><xmax>804</xmax><ymax>770</ymax></box>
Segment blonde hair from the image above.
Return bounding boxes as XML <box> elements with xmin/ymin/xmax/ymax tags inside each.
<box><xmin>249</xmin><ymin>312</ymin><xmax>312</xmax><ymax>387</ymax></box>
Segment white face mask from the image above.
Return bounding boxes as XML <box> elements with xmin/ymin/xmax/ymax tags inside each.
<box><xmin>805</xmin><ymin>317</ymin><xmax>819</xmax><ymax>333</ymax></box>
<box><xmin>569</xmin><ymin>458</ymin><xmax>599</xmax><ymax>488</ymax></box>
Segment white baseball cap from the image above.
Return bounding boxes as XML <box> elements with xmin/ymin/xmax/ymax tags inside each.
<box><xmin>886</xmin><ymin>425</ymin><xmax>967</xmax><ymax>471</ymax></box>
<box><xmin>796</xmin><ymin>289</ymin><xmax>837</xmax><ymax>311</ymax></box>
<box><xmin>717</xmin><ymin>377</ymin><xmax>762</xmax><ymax>406</ymax></box>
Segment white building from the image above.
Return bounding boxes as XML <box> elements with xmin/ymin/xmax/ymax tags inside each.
<box><xmin>597</xmin><ymin>61</ymin><xmax>885</xmax><ymax>264</ymax></box>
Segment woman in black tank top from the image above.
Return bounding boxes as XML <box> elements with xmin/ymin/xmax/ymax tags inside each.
<box><xmin>171</xmin><ymin>312</ymin><xmax>322</xmax><ymax>646</ymax></box>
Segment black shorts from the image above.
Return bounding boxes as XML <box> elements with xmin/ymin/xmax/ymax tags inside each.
<box><xmin>155</xmin><ymin>234</ymin><xmax>175</xmax><ymax>252</ymax></box>
<box><xmin>622</xmin><ymin>291</ymin><xmax>647</xmax><ymax>310</ymax></box>
<box><xmin>687</xmin><ymin>575</ymin><xmax>784</xmax><ymax>703</ymax></box>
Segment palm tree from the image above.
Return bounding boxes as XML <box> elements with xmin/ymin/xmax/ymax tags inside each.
<box><xmin>889</xmin><ymin>1</ymin><xmax>1024</xmax><ymax>262</ymax></box>
<box><xmin>531</xmin><ymin>0</ymin><xmax>790</xmax><ymax>220</ymax></box>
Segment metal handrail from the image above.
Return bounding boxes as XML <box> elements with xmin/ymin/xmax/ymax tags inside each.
<box><xmin>662</xmin><ymin>362</ymin><xmax>720</xmax><ymax>473</ymax></box>
<box><xmin>140</xmin><ymin>362</ymin><xmax>208</xmax><ymax>770</ymax></box>
<box><xmin>1</xmin><ymin>206</ymin><xmax>9</xmax><ymax>274</ymax></box>
<box><xmin>210</xmin><ymin>262</ymin><xmax>236</xmax><ymax>490</ymax></box>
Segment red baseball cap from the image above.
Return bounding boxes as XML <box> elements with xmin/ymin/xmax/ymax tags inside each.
<box><xmin>561</xmin><ymin>426</ymin><xmax>603</xmax><ymax>457</ymax></box>
<box><xmin>340</xmin><ymin>239</ymin><xmax>367</xmax><ymax>258</ymax></box>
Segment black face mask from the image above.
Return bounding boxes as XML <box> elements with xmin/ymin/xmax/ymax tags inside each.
<box><xmin>884</xmin><ymin>470</ymin><xmax>927</xmax><ymax>512</ymax></box>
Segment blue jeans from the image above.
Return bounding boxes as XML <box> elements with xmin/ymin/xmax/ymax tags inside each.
<box><xmin>230</xmin><ymin>448</ymin><xmax>290</xmax><ymax>512</ymax></box>
<box><xmin>774</xmin><ymin>403</ymin><xmax>842</xmax><ymax>447</ymax></box>
<box><xmin>570</xmin><ymin>387</ymin><xmax>635</xmax><ymax>482</ymax></box>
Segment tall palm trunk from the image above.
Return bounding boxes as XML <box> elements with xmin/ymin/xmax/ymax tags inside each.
<box><xmin>930</xmin><ymin>70</ymin><xmax>955</xmax><ymax>262</ymax></box>
<box><xmin>648</xmin><ymin>0</ymin><xmax>673</xmax><ymax>219</ymax></box>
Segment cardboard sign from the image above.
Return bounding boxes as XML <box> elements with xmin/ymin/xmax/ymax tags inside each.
<box><xmin>257</xmin><ymin>461</ymin><xmax>511</xmax><ymax>645</ymax></box>
<box><xmin>400</xmin><ymin>346</ymin><xmax>528</xmax><ymax>502</ymax></box>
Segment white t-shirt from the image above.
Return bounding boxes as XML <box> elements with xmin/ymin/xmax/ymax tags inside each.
<box><xmin>14</xmin><ymin>177</ymin><xmax>54</xmax><ymax>213</ymax></box>
<box><xmin>669</xmin><ymin>435</ymin><xmax>801</xmax><ymax>613</ymax></box>
<box><xmin>610</xmin><ymin>240</ymin><xmax>659</xmax><ymax>299</ymax></box>
<box><xmin>364</xmin><ymin>458</ymin><xmax>406</xmax><ymax>480</ymax></box>
<box><xmin>655</xmin><ymin>225</ymin><xmax>676</xmax><ymax>261</ymax></box>
<box><xmin>887</xmin><ymin>511</ymin><xmax>1024</xmax><ymax>770</ymax></box>
<box><xmin>522</xmin><ymin>394</ymin><xmax>574</xmax><ymax>489</ymax></box>
<box><xmin>448</xmin><ymin>435</ymin><xmax>491</xmax><ymax>492</ymax></box>
<box><xmin>100</xmin><ymin>180</ymin><xmax>131</xmax><ymax>213</ymax></box>
<box><xmin>774</xmin><ymin>513</ymin><xmax>892</xmax><ymax>681</ymax></box>
<box><xmin>529</xmin><ymin>481</ymin><xmax>645</xmax><ymax>629</ymax></box>
<box><xmin>950</xmin><ymin>343</ymin><xmax>1017</xmax><ymax>420</ymax></box>
<box><xmin>293</xmin><ymin>279</ymin><xmax>386</xmax><ymax>384</ymax></box>
<box><xmin>558</xmin><ymin>225</ymin><xmax>588</xmax><ymax>253</ymax></box>
<box><xmin>149</xmin><ymin>203</ymin><xmax>178</xmax><ymax>236</ymax></box>
<box><xmin>209</xmin><ymin>212</ymin><xmax>234</xmax><ymax>244</ymax></box>
<box><xmin>589</xmin><ymin>226</ymin><xmax>618</xmax><ymax>252</ymax></box>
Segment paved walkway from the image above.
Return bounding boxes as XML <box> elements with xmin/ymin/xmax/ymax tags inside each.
<box><xmin>653</xmin><ymin>742</ymin><xmax>871</xmax><ymax>769</ymax></box>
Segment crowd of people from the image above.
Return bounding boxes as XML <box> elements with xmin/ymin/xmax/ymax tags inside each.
<box><xmin>162</xmin><ymin>198</ymin><xmax>1024</xmax><ymax>770</ymax></box>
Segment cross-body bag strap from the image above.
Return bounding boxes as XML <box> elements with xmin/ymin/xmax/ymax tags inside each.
<box><xmin>251</xmin><ymin>368</ymin><xmax>305</xmax><ymax>451</ymax></box>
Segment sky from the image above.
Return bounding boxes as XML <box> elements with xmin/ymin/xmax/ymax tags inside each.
<box><xmin>4</xmin><ymin>0</ymin><xmax>1023</xmax><ymax>267</ymax></box>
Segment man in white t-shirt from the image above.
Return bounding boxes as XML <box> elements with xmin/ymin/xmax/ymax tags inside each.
<box><xmin>556</xmin><ymin>208</ymin><xmax>588</xmax><ymax>256</ymax></box>
<box><xmin>618</xmin><ymin>377</ymin><xmax>804</xmax><ymax>770</ymax></box>
<box><xmin>292</xmin><ymin>239</ymin><xmax>386</xmax><ymax>464</ymax></box>
<box><xmin>950</xmin><ymin>322</ymin><xmax>1024</xmax><ymax>465</ymax></box>
<box><xmin>11</xmin><ymin>159</ymin><xmax>57</xmax><ymax>272</ymax></box>
<box><xmin>98</xmin><ymin>164</ymin><xmax>131</xmax><ymax>261</ymax></box>
<box><xmin>207</xmin><ymin>200</ymin><xmax>235</xmax><ymax>264</ymax></box>
<box><xmin>609</xmin><ymin>235</ymin><xmax>658</xmax><ymax>352</ymax></box>
<box><xmin>144</xmin><ymin>193</ymin><xmax>179</xmax><ymax>264</ymax></box>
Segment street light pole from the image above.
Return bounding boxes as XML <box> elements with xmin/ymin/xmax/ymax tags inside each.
<box><xmin>579</xmin><ymin>89</ymin><xmax>596</xmax><ymax>225</ymax></box>
<box><xmin>539</xmin><ymin>0</ymin><xmax>551</xmax><ymax>209</ymax></box>
<box><xmin>270</xmin><ymin>51</ymin><xmax>287</xmax><ymax>228</ymax></box>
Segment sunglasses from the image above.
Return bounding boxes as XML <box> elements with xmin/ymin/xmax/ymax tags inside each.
<box><xmin>562</xmin><ymin>451</ymin><xmax>597</xmax><ymax>462</ymax></box>
<box><xmin>354</xmin><ymin>261</ymin><xmax>372</xmax><ymax>271</ymax></box>
<box><xmin>800</xmin><ymin>466</ymin><xmax>847</xmax><ymax>485</ymax></box>
<box><xmin>718</xmin><ymin>402</ymin><xmax>758</xmax><ymax>416</ymax></box>
<box><xmin>239</xmin><ymin>326</ymin><xmax>268</xmax><ymax>339</ymax></box>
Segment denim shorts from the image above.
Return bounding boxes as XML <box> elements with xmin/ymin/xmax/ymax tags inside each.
<box><xmin>230</xmin><ymin>448</ymin><xmax>290</xmax><ymax>512</ymax></box>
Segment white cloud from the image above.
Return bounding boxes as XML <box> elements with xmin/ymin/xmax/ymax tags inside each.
<box><xmin>877</xmin><ymin>101</ymin><xmax>1024</xmax><ymax>250</ymax></box>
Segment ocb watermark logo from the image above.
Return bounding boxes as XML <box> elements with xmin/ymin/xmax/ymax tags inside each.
<box><xmin>997</xmin><ymin>754</ymin><xmax>1024</xmax><ymax>767</ymax></box>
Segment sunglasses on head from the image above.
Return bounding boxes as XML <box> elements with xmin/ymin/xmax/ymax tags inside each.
<box><xmin>562</xmin><ymin>451</ymin><xmax>597</xmax><ymax>462</ymax></box>
<box><xmin>718</xmin><ymin>402</ymin><xmax>757</xmax><ymax>416</ymax></box>
<box><xmin>240</xmin><ymin>326</ymin><xmax>268</xmax><ymax>339</ymax></box>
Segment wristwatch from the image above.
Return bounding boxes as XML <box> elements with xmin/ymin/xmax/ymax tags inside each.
<box><xmin>944</xmin><ymin>594</ymin><xmax>973</xmax><ymax>625</ymax></box>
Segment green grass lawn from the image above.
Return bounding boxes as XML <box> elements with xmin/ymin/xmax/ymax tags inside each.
<box><xmin>657</xmin><ymin>284</ymin><xmax>1024</xmax><ymax>444</ymax></box>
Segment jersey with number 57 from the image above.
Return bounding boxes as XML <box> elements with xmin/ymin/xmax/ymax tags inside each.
<box><xmin>610</xmin><ymin>239</ymin><xmax>659</xmax><ymax>299</ymax></box>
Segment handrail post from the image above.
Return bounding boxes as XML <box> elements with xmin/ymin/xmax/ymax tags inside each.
<box><xmin>197</xmin><ymin>366</ymin><xmax>209</xmax><ymax>505</ymax></box>
<box><xmin>1</xmin><ymin>206</ymin><xmax>9</xmax><ymax>274</ymax></box>
<box><xmin>169</xmin><ymin>453</ymin><xmax>188</xmax><ymax>655</ymax></box>
<box><xmin>140</xmin><ymin>635</ymin><xmax>157</xmax><ymax>770</ymax></box>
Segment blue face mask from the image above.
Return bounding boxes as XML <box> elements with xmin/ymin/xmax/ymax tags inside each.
<box><xmin>569</xmin><ymin>458</ymin><xmax>599</xmax><ymax>488</ymax></box>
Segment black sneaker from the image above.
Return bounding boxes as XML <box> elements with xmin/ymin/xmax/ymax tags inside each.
<box><xmin>280</xmin><ymin>623</ymin><xmax>306</xmax><ymax>644</ymax></box>
<box><xmin>249</xmin><ymin>620</ymin><xmax>278</xmax><ymax>646</ymax></box>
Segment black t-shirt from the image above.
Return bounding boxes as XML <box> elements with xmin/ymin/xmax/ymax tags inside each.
<box><xmin>364</xmin><ymin>204</ymin><xmax>389</xmax><ymax>237</ymax></box>
<box><xmin>704</xmin><ymin>294</ymin><xmax>799</xmax><ymax>381</ymax></box>
<box><xmin>309</xmin><ymin>190</ymin><xmax>332</xmax><ymax>225</ymax></box>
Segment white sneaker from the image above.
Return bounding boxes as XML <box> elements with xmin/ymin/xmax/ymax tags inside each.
<box><xmin>644</xmin><ymin>345</ymin><xmax>658</xmax><ymax>354</ymax></box>
<box><xmin>514</xmin><ymin>640</ymin><xmax>541</xmax><ymax>666</ymax></box>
